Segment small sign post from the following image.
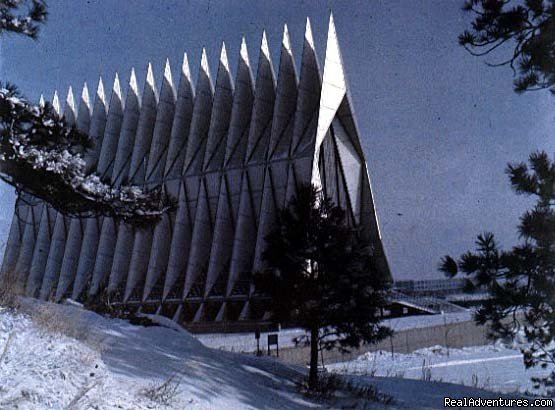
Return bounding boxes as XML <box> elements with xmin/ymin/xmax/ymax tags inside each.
<box><xmin>267</xmin><ymin>333</ymin><xmax>279</xmax><ymax>357</ymax></box>
<box><xmin>254</xmin><ymin>327</ymin><xmax>261</xmax><ymax>356</ymax></box>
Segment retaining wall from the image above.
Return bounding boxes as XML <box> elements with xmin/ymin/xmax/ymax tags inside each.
<box><xmin>277</xmin><ymin>318</ymin><xmax>491</xmax><ymax>366</ymax></box>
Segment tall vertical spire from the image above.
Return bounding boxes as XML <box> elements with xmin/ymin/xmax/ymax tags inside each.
<box><xmin>63</xmin><ymin>86</ymin><xmax>76</xmax><ymax>125</ymax></box>
<box><xmin>143</xmin><ymin>52</ymin><xmax>195</xmax><ymax>301</ymax></box>
<box><xmin>312</xmin><ymin>12</ymin><xmax>348</xmax><ymax>187</ymax></box>
<box><xmin>130</xmin><ymin>68</ymin><xmax>139</xmax><ymax>97</ymax></box>
<box><xmin>125</xmin><ymin>59</ymin><xmax>177</xmax><ymax>302</ymax></box>
<box><xmin>202</xmin><ymin>42</ymin><xmax>233</xmax><ymax>171</ymax></box>
<box><xmin>228</xmin><ymin>30</ymin><xmax>278</xmax><ymax>296</ymax></box>
<box><xmin>52</xmin><ymin>90</ymin><xmax>61</xmax><ymax>115</ymax></box>
<box><xmin>95</xmin><ymin>77</ymin><xmax>107</xmax><ymax>116</ymax></box>
<box><xmin>305</xmin><ymin>16</ymin><xmax>315</xmax><ymax>48</ymax></box>
<box><xmin>224</xmin><ymin>36</ymin><xmax>255</xmax><ymax>167</ymax></box>
<box><xmin>245</xmin><ymin>30</ymin><xmax>276</xmax><ymax>161</ymax></box>
<box><xmin>52</xmin><ymin>83</ymin><xmax>91</xmax><ymax>301</ymax></box>
<box><xmin>290</xmin><ymin>17</ymin><xmax>321</xmax><ymax>155</ymax></box>
<box><xmin>205</xmin><ymin>36</ymin><xmax>255</xmax><ymax>298</ymax></box>
<box><xmin>182</xmin><ymin>52</ymin><xmax>192</xmax><ymax>86</ymax></box>
<box><xmin>112</xmin><ymin>62</ymin><xmax>160</xmax><ymax>299</ymax></box>
<box><xmin>267</xmin><ymin>23</ymin><xmax>297</xmax><ymax>158</ymax></box>
<box><xmin>163</xmin><ymin>52</ymin><xmax>194</xmax><ymax>179</ymax></box>
<box><xmin>38</xmin><ymin>82</ymin><xmax>95</xmax><ymax>300</ymax></box>
<box><xmin>70</xmin><ymin>72</ymin><xmax>125</xmax><ymax>299</ymax></box>
<box><xmin>95</xmin><ymin>72</ymin><xmax>124</xmax><ymax>176</ymax></box>
<box><xmin>145</xmin><ymin>58</ymin><xmax>176</xmax><ymax>180</ymax></box>
<box><xmin>283</xmin><ymin>23</ymin><xmax>292</xmax><ymax>53</ymax></box>
<box><xmin>163</xmin><ymin>48</ymin><xmax>214</xmax><ymax>300</ymax></box>
<box><xmin>183</xmin><ymin>41</ymin><xmax>234</xmax><ymax>301</ymax></box>
<box><xmin>83</xmin><ymin>78</ymin><xmax>108</xmax><ymax>172</ymax></box>
<box><xmin>82</xmin><ymin>69</ymin><xmax>140</xmax><ymax>298</ymax></box>
<box><xmin>111</xmin><ymin>68</ymin><xmax>141</xmax><ymax>187</ymax></box>
<box><xmin>127</xmin><ymin>62</ymin><xmax>159</xmax><ymax>183</ymax></box>
<box><xmin>77</xmin><ymin>83</ymin><xmax>92</xmax><ymax>132</ymax></box>
<box><xmin>182</xmin><ymin>48</ymin><xmax>213</xmax><ymax>173</ymax></box>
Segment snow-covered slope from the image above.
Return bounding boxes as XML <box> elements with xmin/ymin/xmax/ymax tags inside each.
<box><xmin>0</xmin><ymin>300</ymin><xmax>316</xmax><ymax>409</ymax></box>
<box><xmin>0</xmin><ymin>300</ymin><xmax>548</xmax><ymax>409</ymax></box>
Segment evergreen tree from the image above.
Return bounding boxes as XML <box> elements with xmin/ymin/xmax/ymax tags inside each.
<box><xmin>255</xmin><ymin>184</ymin><xmax>391</xmax><ymax>390</ymax></box>
<box><xmin>459</xmin><ymin>0</ymin><xmax>555</xmax><ymax>93</ymax></box>
<box><xmin>0</xmin><ymin>0</ymin><xmax>47</xmax><ymax>39</ymax></box>
<box><xmin>0</xmin><ymin>0</ymin><xmax>172</xmax><ymax>223</ymax></box>
<box><xmin>441</xmin><ymin>151</ymin><xmax>555</xmax><ymax>391</ymax></box>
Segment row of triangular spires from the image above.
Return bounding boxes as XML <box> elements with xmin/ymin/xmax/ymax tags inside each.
<box><xmin>1</xmin><ymin>16</ymin><xmax>390</xmax><ymax>324</ymax></box>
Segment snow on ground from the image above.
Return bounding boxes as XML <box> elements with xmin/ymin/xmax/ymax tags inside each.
<box><xmin>196</xmin><ymin>311</ymin><xmax>473</xmax><ymax>353</ymax></box>
<box><xmin>0</xmin><ymin>300</ymin><xmax>550</xmax><ymax>409</ymax></box>
<box><xmin>328</xmin><ymin>342</ymin><xmax>551</xmax><ymax>396</ymax></box>
<box><xmin>0</xmin><ymin>299</ymin><xmax>318</xmax><ymax>409</ymax></box>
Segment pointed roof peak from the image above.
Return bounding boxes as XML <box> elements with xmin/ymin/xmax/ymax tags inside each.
<box><xmin>164</xmin><ymin>58</ymin><xmax>173</xmax><ymax>83</ymax></box>
<box><xmin>160</xmin><ymin>58</ymin><xmax>176</xmax><ymax>101</ymax></box>
<box><xmin>96</xmin><ymin>77</ymin><xmax>106</xmax><ymax>105</ymax></box>
<box><xmin>66</xmin><ymin>86</ymin><xmax>76</xmax><ymax>111</ymax></box>
<box><xmin>52</xmin><ymin>90</ymin><xmax>61</xmax><ymax>114</ymax></box>
<box><xmin>146</xmin><ymin>62</ymin><xmax>155</xmax><ymax>87</ymax></box>
<box><xmin>113</xmin><ymin>72</ymin><xmax>123</xmax><ymax>100</ymax></box>
<box><xmin>219</xmin><ymin>42</ymin><xmax>230</xmax><ymax>72</ymax></box>
<box><xmin>304</xmin><ymin>17</ymin><xmax>315</xmax><ymax>48</ymax></box>
<box><xmin>328</xmin><ymin>12</ymin><xmax>337</xmax><ymax>37</ymax></box>
<box><xmin>323</xmin><ymin>10</ymin><xmax>344</xmax><ymax>70</ymax></box>
<box><xmin>240</xmin><ymin>37</ymin><xmax>249</xmax><ymax>63</ymax></box>
<box><xmin>38</xmin><ymin>94</ymin><xmax>45</xmax><ymax>108</ymax></box>
<box><xmin>282</xmin><ymin>23</ymin><xmax>292</xmax><ymax>53</ymax></box>
<box><xmin>260</xmin><ymin>30</ymin><xmax>270</xmax><ymax>60</ymax></box>
<box><xmin>81</xmin><ymin>82</ymin><xmax>90</xmax><ymax>107</ymax></box>
<box><xmin>181</xmin><ymin>52</ymin><xmax>192</xmax><ymax>79</ymax></box>
<box><xmin>77</xmin><ymin>83</ymin><xmax>92</xmax><ymax>123</ymax></box>
<box><xmin>129</xmin><ymin>67</ymin><xmax>139</xmax><ymax>93</ymax></box>
<box><xmin>200</xmin><ymin>48</ymin><xmax>210</xmax><ymax>74</ymax></box>
<box><xmin>64</xmin><ymin>87</ymin><xmax>77</xmax><ymax>123</ymax></box>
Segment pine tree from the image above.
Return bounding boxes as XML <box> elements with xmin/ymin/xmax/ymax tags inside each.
<box><xmin>0</xmin><ymin>0</ymin><xmax>47</xmax><ymax>38</ymax></box>
<box><xmin>459</xmin><ymin>0</ymin><xmax>555</xmax><ymax>93</ymax></box>
<box><xmin>0</xmin><ymin>0</ymin><xmax>172</xmax><ymax>224</ymax></box>
<box><xmin>441</xmin><ymin>151</ymin><xmax>555</xmax><ymax>391</ymax></box>
<box><xmin>255</xmin><ymin>184</ymin><xmax>391</xmax><ymax>390</ymax></box>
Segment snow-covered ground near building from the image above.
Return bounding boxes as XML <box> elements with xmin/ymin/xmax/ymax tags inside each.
<box><xmin>0</xmin><ymin>300</ymin><xmax>317</xmax><ymax>409</ymax></box>
<box><xmin>0</xmin><ymin>299</ymin><xmax>551</xmax><ymax>409</ymax></box>
<box><xmin>196</xmin><ymin>311</ymin><xmax>474</xmax><ymax>353</ymax></box>
<box><xmin>328</xmin><ymin>342</ymin><xmax>551</xmax><ymax>396</ymax></box>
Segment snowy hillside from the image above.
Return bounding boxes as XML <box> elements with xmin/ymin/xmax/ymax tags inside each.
<box><xmin>0</xmin><ymin>300</ymin><xmax>316</xmax><ymax>409</ymax></box>
<box><xmin>0</xmin><ymin>300</ymin><xmax>550</xmax><ymax>409</ymax></box>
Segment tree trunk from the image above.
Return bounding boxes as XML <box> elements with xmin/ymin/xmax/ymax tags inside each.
<box><xmin>308</xmin><ymin>326</ymin><xmax>319</xmax><ymax>390</ymax></box>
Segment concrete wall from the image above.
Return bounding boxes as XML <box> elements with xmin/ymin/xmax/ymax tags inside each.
<box><xmin>277</xmin><ymin>318</ymin><xmax>491</xmax><ymax>366</ymax></box>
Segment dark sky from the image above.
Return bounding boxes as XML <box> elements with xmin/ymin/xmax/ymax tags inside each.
<box><xmin>1</xmin><ymin>0</ymin><xmax>553</xmax><ymax>280</ymax></box>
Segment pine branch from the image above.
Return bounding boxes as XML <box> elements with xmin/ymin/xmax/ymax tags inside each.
<box><xmin>0</xmin><ymin>85</ymin><xmax>174</xmax><ymax>224</ymax></box>
<box><xmin>0</xmin><ymin>0</ymin><xmax>47</xmax><ymax>39</ymax></box>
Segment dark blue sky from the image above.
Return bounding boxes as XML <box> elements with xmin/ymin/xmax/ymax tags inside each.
<box><xmin>1</xmin><ymin>0</ymin><xmax>553</xmax><ymax>280</ymax></box>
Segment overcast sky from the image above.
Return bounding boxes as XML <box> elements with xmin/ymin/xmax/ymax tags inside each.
<box><xmin>1</xmin><ymin>0</ymin><xmax>553</xmax><ymax>280</ymax></box>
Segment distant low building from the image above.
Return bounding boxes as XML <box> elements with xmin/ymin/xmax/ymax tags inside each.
<box><xmin>1</xmin><ymin>16</ymin><xmax>390</xmax><ymax>330</ymax></box>
<box><xmin>388</xmin><ymin>279</ymin><xmax>489</xmax><ymax>316</ymax></box>
<box><xmin>394</xmin><ymin>278</ymin><xmax>468</xmax><ymax>296</ymax></box>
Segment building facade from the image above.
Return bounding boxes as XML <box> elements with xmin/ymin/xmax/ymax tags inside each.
<box><xmin>1</xmin><ymin>16</ymin><xmax>390</xmax><ymax>327</ymax></box>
